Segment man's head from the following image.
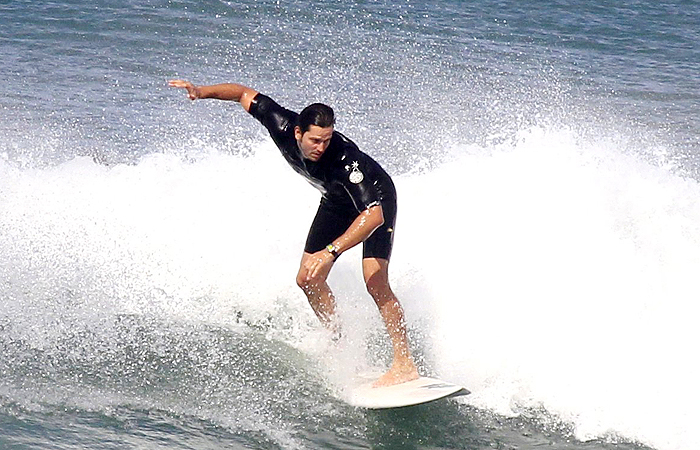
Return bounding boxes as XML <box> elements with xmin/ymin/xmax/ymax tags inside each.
<box><xmin>295</xmin><ymin>103</ymin><xmax>335</xmax><ymax>161</ymax></box>
<box><xmin>298</xmin><ymin>103</ymin><xmax>335</xmax><ymax>133</ymax></box>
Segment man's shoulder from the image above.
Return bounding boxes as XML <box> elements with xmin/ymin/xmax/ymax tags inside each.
<box><xmin>326</xmin><ymin>132</ymin><xmax>387</xmax><ymax>179</ymax></box>
<box><xmin>250</xmin><ymin>94</ymin><xmax>298</xmax><ymax>134</ymax></box>
<box><xmin>330</xmin><ymin>131</ymin><xmax>362</xmax><ymax>155</ymax></box>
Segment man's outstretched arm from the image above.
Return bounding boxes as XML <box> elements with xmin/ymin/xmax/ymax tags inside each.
<box><xmin>168</xmin><ymin>80</ymin><xmax>259</xmax><ymax>112</ymax></box>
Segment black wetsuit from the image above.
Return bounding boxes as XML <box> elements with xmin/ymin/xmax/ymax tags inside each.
<box><xmin>248</xmin><ymin>93</ymin><xmax>397</xmax><ymax>260</ymax></box>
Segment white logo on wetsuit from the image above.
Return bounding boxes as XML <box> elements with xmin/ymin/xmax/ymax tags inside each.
<box><xmin>346</xmin><ymin>161</ymin><xmax>364</xmax><ymax>184</ymax></box>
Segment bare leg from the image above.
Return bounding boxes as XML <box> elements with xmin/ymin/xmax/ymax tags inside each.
<box><xmin>297</xmin><ymin>252</ymin><xmax>339</xmax><ymax>334</ymax></box>
<box><xmin>363</xmin><ymin>257</ymin><xmax>419</xmax><ymax>387</ymax></box>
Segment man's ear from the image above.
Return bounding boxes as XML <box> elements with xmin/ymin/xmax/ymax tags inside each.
<box><xmin>294</xmin><ymin>126</ymin><xmax>302</xmax><ymax>141</ymax></box>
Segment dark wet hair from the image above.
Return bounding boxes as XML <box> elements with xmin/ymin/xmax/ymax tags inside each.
<box><xmin>297</xmin><ymin>103</ymin><xmax>335</xmax><ymax>133</ymax></box>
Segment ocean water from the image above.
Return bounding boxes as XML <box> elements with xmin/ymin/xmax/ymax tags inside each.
<box><xmin>1</xmin><ymin>1</ymin><xmax>699</xmax><ymax>449</ymax></box>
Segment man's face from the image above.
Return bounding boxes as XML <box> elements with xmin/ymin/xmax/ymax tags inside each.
<box><xmin>295</xmin><ymin>125</ymin><xmax>333</xmax><ymax>161</ymax></box>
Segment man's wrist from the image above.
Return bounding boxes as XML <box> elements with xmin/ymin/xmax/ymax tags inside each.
<box><xmin>326</xmin><ymin>244</ymin><xmax>340</xmax><ymax>260</ymax></box>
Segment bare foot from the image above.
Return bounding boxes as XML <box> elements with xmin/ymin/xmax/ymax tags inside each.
<box><xmin>372</xmin><ymin>363</ymin><xmax>420</xmax><ymax>388</ymax></box>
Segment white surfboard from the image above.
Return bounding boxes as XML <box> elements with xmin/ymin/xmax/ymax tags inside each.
<box><xmin>348</xmin><ymin>376</ymin><xmax>470</xmax><ymax>409</ymax></box>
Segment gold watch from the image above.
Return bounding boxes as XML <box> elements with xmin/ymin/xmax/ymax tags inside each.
<box><xmin>326</xmin><ymin>244</ymin><xmax>340</xmax><ymax>260</ymax></box>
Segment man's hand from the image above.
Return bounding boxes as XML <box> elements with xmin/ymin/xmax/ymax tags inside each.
<box><xmin>302</xmin><ymin>249</ymin><xmax>336</xmax><ymax>282</ymax></box>
<box><xmin>168</xmin><ymin>79</ymin><xmax>201</xmax><ymax>100</ymax></box>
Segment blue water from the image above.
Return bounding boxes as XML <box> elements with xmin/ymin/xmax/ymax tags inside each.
<box><xmin>2</xmin><ymin>1</ymin><xmax>699</xmax><ymax>449</ymax></box>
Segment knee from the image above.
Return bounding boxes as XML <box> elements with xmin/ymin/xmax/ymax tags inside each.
<box><xmin>365</xmin><ymin>276</ymin><xmax>389</xmax><ymax>299</ymax></box>
<box><xmin>296</xmin><ymin>272</ymin><xmax>310</xmax><ymax>291</ymax></box>
<box><xmin>296</xmin><ymin>271</ymin><xmax>325</xmax><ymax>292</ymax></box>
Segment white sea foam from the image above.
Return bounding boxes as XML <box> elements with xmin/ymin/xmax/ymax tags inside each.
<box><xmin>395</xmin><ymin>126</ymin><xmax>700</xmax><ymax>450</ymax></box>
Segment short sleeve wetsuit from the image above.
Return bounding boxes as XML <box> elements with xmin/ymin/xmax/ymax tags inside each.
<box><xmin>248</xmin><ymin>93</ymin><xmax>397</xmax><ymax>260</ymax></box>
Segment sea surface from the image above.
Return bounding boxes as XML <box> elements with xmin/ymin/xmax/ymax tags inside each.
<box><xmin>1</xmin><ymin>1</ymin><xmax>699</xmax><ymax>449</ymax></box>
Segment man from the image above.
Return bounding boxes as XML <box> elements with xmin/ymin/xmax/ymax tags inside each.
<box><xmin>169</xmin><ymin>80</ymin><xmax>419</xmax><ymax>387</ymax></box>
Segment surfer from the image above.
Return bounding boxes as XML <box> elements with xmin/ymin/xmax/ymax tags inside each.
<box><xmin>169</xmin><ymin>80</ymin><xmax>419</xmax><ymax>387</ymax></box>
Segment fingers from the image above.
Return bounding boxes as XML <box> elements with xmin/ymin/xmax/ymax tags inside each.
<box><xmin>168</xmin><ymin>79</ymin><xmax>198</xmax><ymax>99</ymax></box>
<box><xmin>304</xmin><ymin>260</ymin><xmax>319</xmax><ymax>282</ymax></box>
<box><xmin>168</xmin><ymin>79</ymin><xmax>188</xmax><ymax>88</ymax></box>
<box><xmin>300</xmin><ymin>258</ymin><xmax>319</xmax><ymax>282</ymax></box>
<box><xmin>306</xmin><ymin>254</ymin><xmax>333</xmax><ymax>281</ymax></box>
<box><xmin>300</xmin><ymin>251</ymin><xmax>335</xmax><ymax>283</ymax></box>
<box><xmin>309</xmin><ymin>261</ymin><xmax>322</xmax><ymax>281</ymax></box>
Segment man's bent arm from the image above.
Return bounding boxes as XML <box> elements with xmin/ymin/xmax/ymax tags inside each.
<box><xmin>332</xmin><ymin>205</ymin><xmax>385</xmax><ymax>256</ymax></box>
<box><xmin>168</xmin><ymin>80</ymin><xmax>258</xmax><ymax>112</ymax></box>
<box><xmin>303</xmin><ymin>204</ymin><xmax>384</xmax><ymax>281</ymax></box>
